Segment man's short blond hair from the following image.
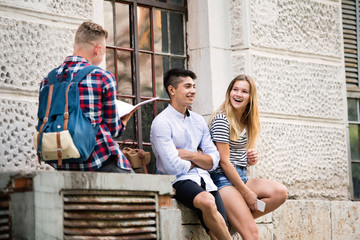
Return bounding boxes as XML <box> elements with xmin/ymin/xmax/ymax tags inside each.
<box><xmin>75</xmin><ymin>21</ymin><xmax>108</xmax><ymax>45</ymax></box>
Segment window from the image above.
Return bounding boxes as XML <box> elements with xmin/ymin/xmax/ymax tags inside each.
<box><xmin>347</xmin><ymin>99</ymin><xmax>360</xmax><ymax>199</ymax></box>
<box><xmin>103</xmin><ymin>0</ymin><xmax>187</xmax><ymax>172</ymax></box>
<box><xmin>342</xmin><ymin>0</ymin><xmax>360</xmax><ymax>199</ymax></box>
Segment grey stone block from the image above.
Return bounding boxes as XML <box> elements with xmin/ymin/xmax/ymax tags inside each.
<box><xmin>159</xmin><ymin>207</ymin><xmax>183</xmax><ymax>240</ymax></box>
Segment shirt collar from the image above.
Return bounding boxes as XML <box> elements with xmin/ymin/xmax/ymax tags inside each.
<box><xmin>65</xmin><ymin>55</ymin><xmax>90</xmax><ymax>64</ymax></box>
<box><xmin>168</xmin><ymin>104</ymin><xmax>191</xmax><ymax>119</ymax></box>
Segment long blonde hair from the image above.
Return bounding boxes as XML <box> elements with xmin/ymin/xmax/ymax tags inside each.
<box><xmin>210</xmin><ymin>75</ymin><xmax>260</xmax><ymax>149</ymax></box>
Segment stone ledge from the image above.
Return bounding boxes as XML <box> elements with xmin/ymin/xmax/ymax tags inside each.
<box><xmin>173</xmin><ymin>197</ymin><xmax>274</xmax><ymax>240</ymax></box>
<box><xmin>32</xmin><ymin>170</ymin><xmax>176</xmax><ymax>195</ymax></box>
<box><xmin>3</xmin><ymin>172</ymin><xmax>360</xmax><ymax>240</ymax></box>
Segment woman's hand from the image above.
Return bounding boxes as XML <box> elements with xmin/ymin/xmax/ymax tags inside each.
<box><xmin>242</xmin><ymin>188</ymin><xmax>258</xmax><ymax>211</ymax></box>
<box><xmin>247</xmin><ymin>149</ymin><xmax>258</xmax><ymax>166</ymax></box>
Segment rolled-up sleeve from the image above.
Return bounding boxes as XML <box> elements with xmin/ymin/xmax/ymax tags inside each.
<box><xmin>151</xmin><ymin>118</ymin><xmax>191</xmax><ymax>175</ymax></box>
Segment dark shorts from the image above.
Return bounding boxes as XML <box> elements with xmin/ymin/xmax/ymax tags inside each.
<box><xmin>172</xmin><ymin>178</ymin><xmax>228</xmax><ymax>233</ymax></box>
<box><xmin>97</xmin><ymin>156</ymin><xmax>134</xmax><ymax>173</ymax></box>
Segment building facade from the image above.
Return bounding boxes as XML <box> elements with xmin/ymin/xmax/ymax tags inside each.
<box><xmin>0</xmin><ymin>0</ymin><xmax>359</xmax><ymax>239</ymax></box>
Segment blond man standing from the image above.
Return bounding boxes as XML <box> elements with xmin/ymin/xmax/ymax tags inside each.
<box><xmin>39</xmin><ymin>22</ymin><xmax>134</xmax><ymax>172</ymax></box>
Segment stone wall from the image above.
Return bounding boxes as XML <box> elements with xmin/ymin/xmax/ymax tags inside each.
<box><xmin>0</xmin><ymin>0</ymin><xmax>93</xmax><ymax>172</ymax></box>
<box><xmin>231</xmin><ymin>0</ymin><xmax>348</xmax><ymax>199</ymax></box>
<box><xmin>226</xmin><ymin>0</ymin><xmax>360</xmax><ymax>239</ymax></box>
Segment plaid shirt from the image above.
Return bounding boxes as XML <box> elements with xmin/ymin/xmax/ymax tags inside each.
<box><xmin>39</xmin><ymin>56</ymin><xmax>132</xmax><ymax>171</ymax></box>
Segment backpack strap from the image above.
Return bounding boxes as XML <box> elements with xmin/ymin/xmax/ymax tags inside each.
<box><xmin>63</xmin><ymin>65</ymin><xmax>99</xmax><ymax>130</ymax></box>
<box><xmin>56</xmin><ymin>132</ymin><xmax>62</xmax><ymax>166</ymax></box>
<box><xmin>49</xmin><ymin>65</ymin><xmax>95</xmax><ymax>85</ymax></box>
<box><xmin>64</xmin><ymin>82</ymin><xmax>74</xmax><ymax>131</ymax></box>
<box><xmin>37</xmin><ymin>84</ymin><xmax>54</xmax><ymax>164</ymax></box>
<box><xmin>71</xmin><ymin>65</ymin><xmax>98</xmax><ymax>83</ymax></box>
<box><xmin>48</xmin><ymin>66</ymin><xmax>73</xmax><ymax>84</ymax></box>
<box><xmin>47</xmin><ymin>68</ymin><xmax>58</xmax><ymax>85</ymax></box>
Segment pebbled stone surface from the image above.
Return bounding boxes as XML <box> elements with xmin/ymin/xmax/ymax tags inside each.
<box><xmin>0</xmin><ymin>0</ymin><xmax>92</xmax><ymax>19</ymax></box>
<box><xmin>249</xmin><ymin>54</ymin><xmax>344</xmax><ymax>120</ymax></box>
<box><xmin>0</xmin><ymin>16</ymin><xmax>74</xmax><ymax>92</ymax></box>
<box><xmin>0</xmin><ymin>98</ymin><xmax>51</xmax><ymax>172</ymax></box>
<box><xmin>256</xmin><ymin>121</ymin><xmax>348</xmax><ymax>200</ymax></box>
<box><xmin>231</xmin><ymin>0</ymin><xmax>342</xmax><ymax>58</ymax></box>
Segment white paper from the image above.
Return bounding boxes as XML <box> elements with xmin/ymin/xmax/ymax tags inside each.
<box><xmin>116</xmin><ymin>97</ymin><xmax>159</xmax><ymax>118</ymax></box>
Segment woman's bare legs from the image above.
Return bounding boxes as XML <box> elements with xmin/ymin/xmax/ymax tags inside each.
<box><xmin>219</xmin><ymin>186</ymin><xmax>260</xmax><ymax>240</ymax></box>
<box><xmin>246</xmin><ymin>178</ymin><xmax>287</xmax><ymax>219</ymax></box>
<box><xmin>218</xmin><ymin>179</ymin><xmax>287</xmax><ymax>239</ymax></box>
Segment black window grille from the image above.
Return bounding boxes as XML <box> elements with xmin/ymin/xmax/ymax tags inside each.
<box><xmin>104</xmin><ymin>0</ymin><xmax>187</xmax><ymax>173</ymax></box>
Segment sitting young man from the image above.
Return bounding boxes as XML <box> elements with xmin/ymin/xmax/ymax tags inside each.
<box><xmin>150</xmin><ymin>69</ymin><xmax>231</xmax><ymax>240</ymax></box>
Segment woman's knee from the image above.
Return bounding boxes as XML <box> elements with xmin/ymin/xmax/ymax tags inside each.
<box><xmin>276</xmin><ymin>183</ymin><xmax>288</xmax><ymax>203</ymax></box>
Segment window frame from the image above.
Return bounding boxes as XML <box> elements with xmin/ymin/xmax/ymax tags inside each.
<box><xmin>104</xmin><ymin>0</ymin><xmax>187</xmax><ymax>150</ymax></box>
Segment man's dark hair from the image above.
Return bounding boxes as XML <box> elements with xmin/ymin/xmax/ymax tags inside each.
<box><xmin>163</xmin><ymin>68</ymin><xmax>197</xmax><ymax>96</ymax></box>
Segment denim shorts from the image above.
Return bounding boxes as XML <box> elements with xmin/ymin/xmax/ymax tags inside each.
<box><xmin>211</xmin><ymin>166</ymin><xmax>249</xmax><ymax>190</ymax></box>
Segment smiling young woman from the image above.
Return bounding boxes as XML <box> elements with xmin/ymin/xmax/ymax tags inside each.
<box><xmin>208</xmin><ymin>74</ymin><xmax>287</xmax><ymax>240</ymax></box>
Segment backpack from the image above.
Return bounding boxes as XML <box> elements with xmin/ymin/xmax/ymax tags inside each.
<box><xmin>34</xmin><ymin>65</ymin><xmax>99</xmax><ymax>166</ymax></box>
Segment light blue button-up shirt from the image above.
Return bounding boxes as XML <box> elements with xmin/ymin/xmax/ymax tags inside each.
<box><xmin>150</xmin><ymin>104</ymin><xmax>220</xmax><ymax>191</ymax></box>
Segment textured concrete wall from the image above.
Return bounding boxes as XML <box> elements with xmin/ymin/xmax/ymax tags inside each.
<box><xmin>248</xmin><ymin>1</ymin><xmax>341</xmax><ymax>57</ymax></box>
<box><xmin>258</xmin><ymin>121</ymin><xmax>348</xmax><ymax>200</ymax></box>
<box><xmin>252</xmin><ymin>56</ymin><xmax>344</xmax><ymax>119</ymax></box>
<box><xmin>231</xmin><ymin>0</ymin><xmax>347</xmax><ymax>199</ymax></box>
<box><xmin>0</xmin><ymin>0</ymin><xmax>92</xmax><ymax>19</ymax></box>
<box><xmin>0</xmin><ymin>0</ymin><xmax>93</xmax><ymax>172</ymax></box>
<box><xmin>226</xmin><ymin>0</ymin><xmax>359</xmax><ymax>239</ymax></box>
